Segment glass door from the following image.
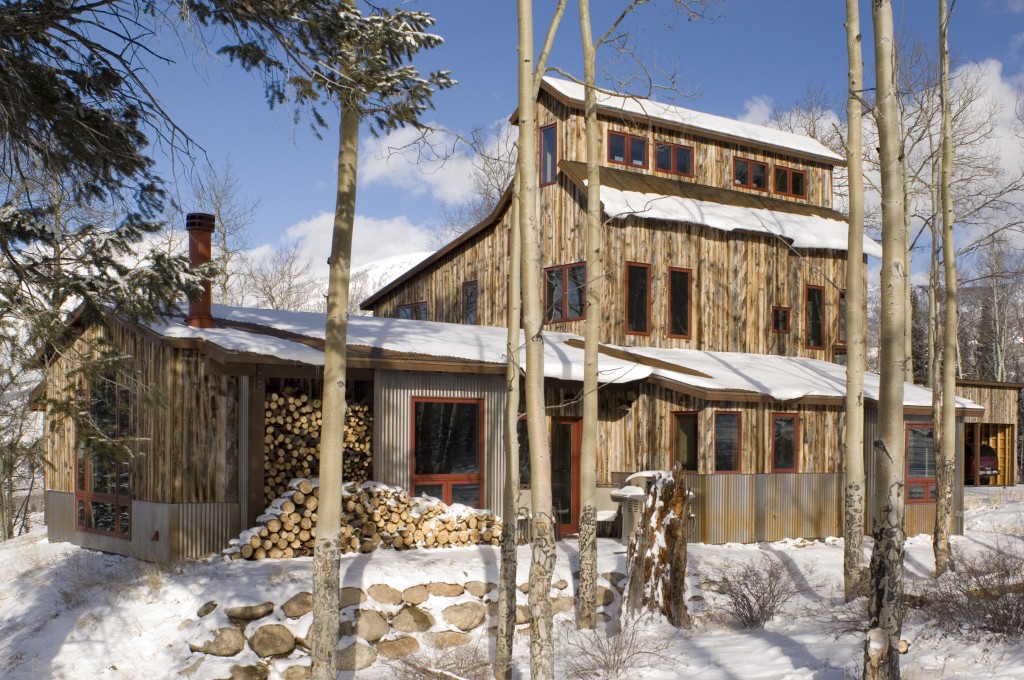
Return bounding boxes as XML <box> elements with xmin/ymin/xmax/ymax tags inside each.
<box><xmin>550</xmin><ymin>418</ymin><xmax>581</xmax><ymax>535</ymax></box>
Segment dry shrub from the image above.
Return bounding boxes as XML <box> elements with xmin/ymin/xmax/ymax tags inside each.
<box><xmin>920</xmin><ymin>544</ymin><xmax>1024</xmax><ymax>638</ymax></box>
<box><xmin>379</xmin><ymin>641</ymin><xmax>491</xmax><ymax>680</ymax></box>
<box><xmin>557</xmin><ymin>615</ymin><xmax>679</xmax><ymax>679</ymax></box>
<box><xmin>706</xmin><ymin>554</ymin><xmax>802</xmax><ymax>629</ymax></box>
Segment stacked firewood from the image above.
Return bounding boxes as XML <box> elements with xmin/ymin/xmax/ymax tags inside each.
<box><xmin>225</xmin><ymin>479</ymin><xmax>503</xmax><ymax>560</ymax></box>
<box><xmin>263</xmin><ymin>387</ymin><xmax>372</xmax><ymax>504</ymax></box>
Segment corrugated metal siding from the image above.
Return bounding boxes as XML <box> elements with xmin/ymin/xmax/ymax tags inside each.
<box><xmin>174</xmin><ymin>502</ymin><xmax>241</xmax><ymax>560</ymax></box>
<box><xmin>683</xmin><ymin>473</ymin><xmax>842</xmax><ymax>544</ymax></box>
<box><xmin>46</xmin><ymin>490</ymin><xmax>73</xmax><ymax>543</ymax></box>
<box><xmin>374</xmin><ymin>371</ymin><xmax>507</xmax><ymax>512</ymax></box>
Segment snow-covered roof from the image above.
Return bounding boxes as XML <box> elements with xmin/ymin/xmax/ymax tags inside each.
<box><xmin>542</xmin><ymin>76</ymin><xmax>845</xmax><ymax>164</ymax></box>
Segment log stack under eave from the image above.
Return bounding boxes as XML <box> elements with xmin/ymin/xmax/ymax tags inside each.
<box><xmin>263</xmin><ymin>387</ymin><xmax>372</xmax><ymax>505</ymax></box>
<box><xmin>225</xmin><ymin>479</ymin><xmax>503</xmax><ymax>560</ymax></box>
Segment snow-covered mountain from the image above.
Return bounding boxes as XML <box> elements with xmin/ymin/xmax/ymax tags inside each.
<box><xmin>349</xmin><ymin>250</ymin><xmax>434</xmax><ymax>315</ymax></box>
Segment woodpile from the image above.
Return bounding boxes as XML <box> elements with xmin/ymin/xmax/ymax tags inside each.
<box><xmin>263</xmin><ymin>387</ymin><xmax>372</xmax><ymax>504</ymax></box>
<box><xmin>225</xmin><ymin>479</ymin><xmax>503</xmax><ymax>560</ymax></box>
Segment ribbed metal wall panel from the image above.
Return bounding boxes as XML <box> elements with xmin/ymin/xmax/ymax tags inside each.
<box><xmin>683</xmin><ymin>473</ymin><xmax>842</xmax><ymax>544</ymax></box>
<box><xmin>374</xmin><ymin>371</ymin><xmax>507</xmax><ymax>512</ymax></box>
<box><xmin>174</xmin><ymin>502</ymin><xmax>241</xmax><ymax>560</ymax></box>
<box><xmin>45</xmin><ymin>490</ymin><xmax>73</xmax><ymax>543</ymax></box>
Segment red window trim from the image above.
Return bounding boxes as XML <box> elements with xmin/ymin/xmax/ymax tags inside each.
<box><xmin>655</xmin><ymin>141</ymin><xmax>695</xmax><ymax>177</ymax></box>
<box><xmin>771</xmin><ymin>413</ymin><xmax>799</xmax><ymax>472</ymax></box>
<box><xmin>906</xmin><ymin>423</ymin><xmax>936</xmax><ymax>504</ymax></box>
<box><xmin>773</xmin><ymin>165</ymin><xmax>808</xmax><ymax>198</ymax></box>
<box><xmin>837</xmin><ymin>290</ymin><xmax>847</xmax><ymax>346</ymax></box>
<box><xmin>607</xmin><ymin>131</ymin><xmax>648</xmax><ymax>169</ymax></box>
<box><xmin>805</xmin><ymin>285</ymin><xmax>825</xmax><ymax>350</ymax></box>
<box><xmin>75</xmin><ymin>382</ymin><xmax>132</xmax><ymax>540</ymax></box>
<box><xmin>540</xmin><ymin>124</ymin><xmax>557</xmax><ymax>187</ymax></box>
<box><xmin>733</xmin><ymin>156</ymin><xmax>769</xmax><ymax>191</ymax></box>
<box><xmin>671</xmin><ymin>410</ymin><xmax>699</xmax><ymax>472</ymax></box>
<box><xmin>397</xmin><ymin>301</ymin><xmax>428</xmax><ymax>321</ymax></box>
<box><xmin>624</xmin><ymin>261</ymin><xmax>651</xmax><ymax>336</ymax></box>
<box><xmin>410</xmin><ymin>397</ymin><xmax>485</xmax><ymax>507</ymax></box>
<box><xmin>713</xmin><ymin>411</ymin><xmax>742</xmax><ymax>474</ymax></box>
<box><xmin>772</xmin><ymin>306</ymin><xmax>791</xmax><ymax>334</ymax></box>
<box><xmin>666</xmin><ymin>267</ymin><xmax>693</xmax><ymax>339</ymax></box>
<box><xmin>462</xmin><ymin>280</ymin><xmax>478</xmax><ymax>325</ymax></box>
<box><xmin>544</xmin><ymin>262</ymin><xmax>586</xmax><ymax>324</ymax></box>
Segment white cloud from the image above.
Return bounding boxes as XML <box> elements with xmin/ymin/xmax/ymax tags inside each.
<box><xmin>738</xmin><ymin>96</ymin><xmax>773</xmax><ymax>125</ymax></box>
<box><xmin>283</xmin><ymin>211</ymin><xmax>434</xmax><ymax>278</ymax></box>
<box><xmin>358</xmin><ymin>126</ymin><xmax>477</xmax><ymax>205</ymax></box>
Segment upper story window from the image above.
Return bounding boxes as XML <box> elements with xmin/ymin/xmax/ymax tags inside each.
<box><xmin>772</xmin><ymin>414</ymin><xmax>798</xmax><ymax>472</ymax></box>
<box><xmin>906</xmin><ymin>424</ymin><xmax>936</xmax><ymax>503</ymax></box>
<box><xmin>805</xmin><ymin>285</ymin><xmax>824</xmax><ymax>349</ymax></box>
<box><xmin>540</xmin><ymin>124</ymin><xmax>557</xmax><ymax>186</ymax></box>
<box><xmin>772</xmin><ymin>306</ymin><xmax>791</xmax><ymax>334</ymax></box>
<box><xmin>398</xmin><ymin>301</ymin><xmax>428</xmax><ymax>321</ymax></box>
<box><xmin>774</xmin><ymin>166</ymin><xmax>807</xmax><ymax>198</ymax></box>
<box><xmin>714</xmin><ymin>411</ymin><xmax>741</xmax><ymax>473</ymax></box>
<box><xmin>76</xmin><ymin>375</ymin><xmax>132</xmax><ymax>539</ymax></box>
<box><xmin>733</xmin><ymin>157</ymin><xmax>768</xmax><ymax>191</ymax></box>
<box><xmin>462</xmin><ymin>281</ymin><xmax>478</xmax><ymax>325</ymax></box>
<box><xmin>608</xmin><ymin>131</ymin><xmax>647</xmax><ymax>168</ymax></box>
<box><xmin>545</xmin><ymin>263</ymin><xmax>586</xmax><ymax>323</ymax></box>
<box><xmin>655</xmin><ymin>142</ymin><xmax>694</xmax><ymax>177</ymax></box>
<box><xmin>625</xmin><ymin>262</ymin><xmax>650</xmax><ymax>335</ymax></box>
<box><xmin>667</xmin><ymin>268</ymin><xmax>692</xmax><ymax>338</ymax></box>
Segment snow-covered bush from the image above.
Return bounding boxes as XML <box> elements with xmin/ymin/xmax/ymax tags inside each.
<box><xmin>556</xmin><ymin>614</ymin><xmax>679</xmax><ymax>679</ymax></box>
<box><xmin>707</xmin><ymin>555</ymin><xmax>802</xmax><ymax>629</ymax></box>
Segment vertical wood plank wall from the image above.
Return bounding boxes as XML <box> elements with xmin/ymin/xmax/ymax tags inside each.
<box><xmin>958</xmin><ymin>382</ymin><xmax>1019</xmax><ymax>486</ymax></box>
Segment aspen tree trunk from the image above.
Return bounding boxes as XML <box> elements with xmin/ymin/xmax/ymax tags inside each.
<box><xmin>843</xmin><ymin>0</ymin><xmax>869</xmax><ymax>603</ymax></box>
<box><xmin>865</xmin><ymin>2</ymin><xmax>908</xmax><ymax>679</ymax></box>
<box><xmin>310</xmin><ymin>104</ymin><xmax>358</xmax><ymax>680</ymax></box>
<box><xmin>933</xmin><ymin>0</ymin><xmax>957</xmax><ymax>577</ymax></box>
<box><xmin>576</xmin><ymin>0</ymin><xmax>600</xmax><ymax>631</ymax></box>
<box><xmin>494</xmin><ymin>174</ymin><xmax>523</xmax><ymax>680</ymax></box>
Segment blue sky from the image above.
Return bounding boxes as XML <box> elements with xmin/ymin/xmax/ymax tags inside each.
<box><xmin>144</xmin><ymin>1</ymin><xmax>1024</xmax><ymax>274</ymax></box>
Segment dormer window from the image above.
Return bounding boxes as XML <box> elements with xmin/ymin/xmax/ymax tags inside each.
<box><xmin>540</xmin><ymin>124</ymin><xmax>557</xmax><ymax>186</ymax></box>
<box><xmin>608</xmin><ymin>131</ymin><xmax>647</xmax><ymax>168</ymax></box>
<box><xmin>774</xmin><ymin>166</ymin><xmax>807</xmax><ymax>198</ymax></box>
<box><xmin>655</xmin><ymin>142</ymin><xmax>694</xmax><ymax>177</ymax></box>
<box><xmin>733</xmin><ymin>157</ymin><xmax>768</xmax><ymax>190</ymax></box>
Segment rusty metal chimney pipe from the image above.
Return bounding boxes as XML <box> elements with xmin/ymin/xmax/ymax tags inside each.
<box><xmin>185</xmin><ymin>212</ymin><xmax>216</xmax><ymax>329</ymax></box>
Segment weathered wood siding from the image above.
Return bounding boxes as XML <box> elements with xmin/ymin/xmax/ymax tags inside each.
<box><xmin>43</xmin><ymin>319</ymin><xmax>240</xmax><ymax>504</ymax></box>
<box><xmin>958</xmin><ymin>383</ymin><xmax>1019</xmax><ymax>424</ymax></box>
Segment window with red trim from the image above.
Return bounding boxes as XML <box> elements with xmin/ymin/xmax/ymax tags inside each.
<box><xmin>655</xmin><ymin>142</ymin><xmax>694</xmax><ymax>176</ymax></box>
<box><xmin>772</xmin><ymin>414</ymin><xmax>798</xmax><ymax>471</ymax></box>
<box><xmin>76</xmin><ymin>378</ymin><xmax>131</xmax><ymax>539</ymax></box>
<box><xmin>544</xmin><ymin>263</ymin><xmax>586</xmax><ymax>323</ymax></box>
<box><xmin>411</xmin><ymin>399</ymin><xmax>484</xmax><ymax>507</ymax></box>
<box><xmin>774</xmin><ymin>166</ymin><xmax>807</xmax><ymax>198</ymax></box>
<box><xmin>805</xmin><ymin>286</ymin><xmax>825</xmax><ymax>349</ymax></box>
<box><xmin>540</xmin><ymin>124</ymin><xmax>557</xmax><ymax>186</ymax></box>
<box><xmin>772</xmin><ymin>306</ymin><xmax>791</xmax><ymax>334</ymax></box>
<box><xmin>673</xmin><ymin>412</ymin><xmax>699</xmax><ymax>471</ymax></box>
<box><xmin>906</xmin><ymin>424</ymin><xmax>936</xmax><ymax>503</ymax></box>
<box><xmin>608</xmin><ymin>131</ymin><xmax>647</xmax><ymax>168</ymax></box>
<box><xmin>838</xmin><ymin>290</ymin><xmax>847</xmax><ymax>344</ymax></box>
<box><xmin>733</xmin><ymin>157</ymin><xmax>768</xmax><ymax>190</ymax></box>
<box><xmin>714</xmin><ymin>412</ymin><xmax>741</xmax><ymax>472</ymax></box>
<box><xmin>462</xmin><ymin>281</ymin><xmax>478</xmax><ymax>325</ymax></box>
<box><xmin>625</xmin><ymin>262</ymin><xmax>651</xmax><ymax>335</ymax></box>
<box><xmin>397</xmin><ymin>301</ymin><xmax>428</xmax><ymax>321</ymax></box>
<box><xmin>668</xmin><ymin>268</ymin><xmax>692</xmax><ymax>338</ymax></box>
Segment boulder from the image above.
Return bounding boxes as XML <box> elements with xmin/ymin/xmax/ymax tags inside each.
<box><xmin>377</xmin><ymin>636</ymin><xmax>420</xmax><ymax>659</ymax></box>
<box><xmin>355</xmin><ymin>610</ymin><xmax>389</xmax><ymax>643</ymax></box>
<box><xmin>281</xmin><ymin>664</ymin><xmax>310</xmax><ymax>680</ymax></box>
<box><xmin>551</xmin><ymin>596</ymin><xmax>574</xmax><ymax>614</ymax></box>
<box><xmin>602</xmin><ymin>572</ymin><xmax>627</xmax><ymax>588</ymax></box>
<box><xmin>596</xmin><ymin>586</ymin><xmax>614</xmax><ymax>606</ymax></box>
<box><xmin>517</xmin><ymin>583</ymin><xmax>529</xmax><ymax>593</ymax></box>
<box><xmin>223</xmin><ymin>665</ymin><xmax>269</xmax><ymax>680</ymax></box>
<box><xmin>189</xmin><ymin>626</ymin><xmax>246</xmax><ymax>657</ymax></box>
<box><xmin>443</xmin><ymin>601</ymin><xmax>487</xmax><ymax>631</ymax></box>
<box><xmin>249</xmin><ymin>624</ymin><xmax>296</xmax><ymax>658</ymax></box>
<box><xmin>427</xmin><ymin>582</ymin><xmax>464</xmax><ymax>597</ymax></box>
<box><xmin>197</xmin><ymin>601</ymin><xmax>218</xmax><ymax>618</ymax></box>
<box><xmin>340</xmin><ymin>587</ymin><xmax>366</xmax><ymax>608</ymax></box>
<box><xmin>368</xmin><ymin>584</ymin><xmax>402</xmax><ymax>605</ymax></box>
<box><xmin>281</xmin><ymin>592</ymin><xmax>313</xmax><ymax>619</ymax></box>
<box><xmin>465</xmin><ymin>581</ymin><xmax>494</xmax><ymax>598</ymax></box>
<box><xmin>225</xmin><ymin>602</ymin><xmax>274</xmax><ymax>621</ymax></box>
<box><xmin>552</xmin><ymin>579</ymin><xmax>568</xmax><ymax>590</ymax></box>
<box><xmin>401</xmin><ymin>584</ymin><xmax>428</xmax><ymax>605</ymax></box>
<box><xmin>424</xmin><ymin>631</ymin><xmax>470</xmax><ymax>649</ymax></box>
<box><xmin>392</xmin><ymin>605</ymin><xmax>435</xmax><ymax>633</ymax></box>
<box><xmin>337</xmin><ymin>642</ymin><xmax>377</xmax><ymax>671</ymax></box>
<box><xmin>515</xmin><ymin>604</ymin><xmax>530</xmax><ymax>624</ymax></box>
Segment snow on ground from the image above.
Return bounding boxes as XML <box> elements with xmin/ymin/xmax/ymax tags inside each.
<box><xmin>3</xmin><ymin>491</ymin><xmax>1024</xmax><ymax>679</ymax></box>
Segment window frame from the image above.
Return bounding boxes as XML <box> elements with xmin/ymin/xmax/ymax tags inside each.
<box><xmin>671</xmin><ymin>411</ymin><xmax>700</xmax><ymax>472</ymax></box>
<box><xmin>771</xmin><ymin>413</ymin><xmax>799</xmax><ymax>472</ymax></box>
<box><xmin>733</xmin><ymin>157</ymin><xmax>769</xmax><ymax>191</ymax></box>
<box><xmin>462</xmin><ymin>280</ymin><xmax>478</xmax><ymax>325</ymax></box>
<box><xmin>624</xmin><ymin>261</ymin><xmax>652</xmax><ymax>336</ymax></box>
<box><xmin>654</xmin><ymin>141</ymin><xmax>695</xmax><ymax>177</ymax></box>
<box><xmin>607</xmin><ymin>131</ymin><xmax>648</xmax><ymax>169</ymax></box>
<box><xmin>713</xmin><ymin>411</ymin><xmax>742</xmax><ymax>474</ymax></box>
<box><xmin>540</xmin><ymin>124</ymin><xmax>558</xmax><ymax>186</ymax></box>
<box><xmin>905</xmin><ymin>423</ymin><xmax>937</xmax><ymax>504</ymax></box>
<box><xmin>805</xmin><ymin>285</ymin><xmax>825</xmax><ymax>350</ymax></box>
<box><xmin>773</xmin><ymin>165</ymin><xmax>808</xmax><ymax>198</ymax></box>
<box><xmin>667</xmin><ymin>267</ymin><xmax>693</xmax><ymax>339</ymax></box>
<box><xmin>837</xmin><ymin>290</ymin><xmax>847</xmax><ymax>345</ymax></box>
<box><xmin>410</xmin><ymin>397</ymin><xmax>485</xmax><ymax>507</ymax></box>
<box><xmin>75</xmin><ymin>380</ymin><xmax>132</xmax><ymax>540</ymax></box>
<box><xmin>772</xmin><ymin>306</ymin><xmax>791</xmax><ymax>334</ymax></box>
<box><xmin>544</xmin><ymin>262</ymin><xmax>587</xmax><ymax>324</ymax></box>
<box><xmin>397</xmin><ymin>301</ymin><xmax>428</xmax><ymax>321</ymax></box>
